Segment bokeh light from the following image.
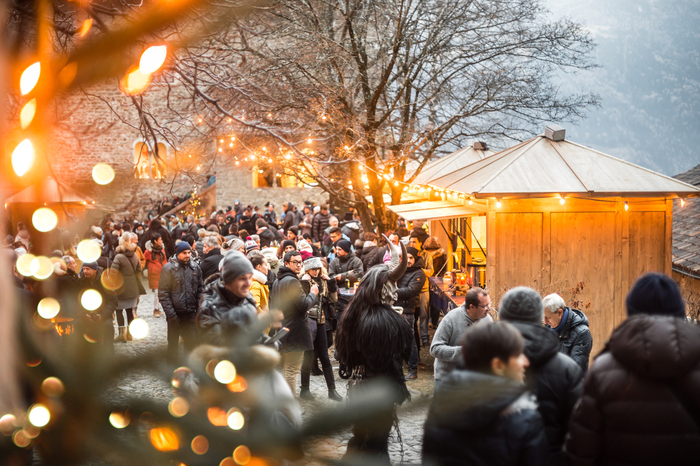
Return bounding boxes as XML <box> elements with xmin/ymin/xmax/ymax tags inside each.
<box><xmin>13</xmin><ymin>430</ymin><xmax>30</xmax><ymax>448</ymax></box>
<box><xmin>20</xmin><ymin>98</ymin><xmax>36</xmax><ymax>129</ymax></box>
<box><xmin>227</xmin><ymin>375</ymin><xmax>248</xmax><ymax>393</ymax></box>
<box><xmin>92</xmin><ymin>163</ymin><xmax>115</xmax><ymax>185</ymax></box>
<box><xmin>139</xmin><ymin>45</ymin><xmax>168</xmax><ymax>74</ymax></box>
<box><xmin>0</xmin><ymin>414</ymin><xmax>17</xmax><ymax>435</ymax></box>
<box><xmin>220</xmin><ymin>458</ymin><xmax>237</xmax><ymax>466</ymax></box>
<box><xmin>129</xmin><ymin>318</ymin><xmax>149</xmax><ymax>340</ymax></box>
<box><xmin>31</xmin><ymin>256</ymin><xmax>54</xmax><ymax>280</ymax></box>
<box><xmin>214</xmin><ymin>360</ymin><xmax>236</xmax><ymax>384</ymax></box>
<box><xmin>23</xmin><ymin>425</ymin><xmax>40</xmax><ymax>439</ymax></box>
<box><xmin>109</xmin><ymin>411</ymin><xmax>130</xmax><ymax>429</ymax></box>
<box><xmin>191</xmin><ymin>435</ymin><xmax>209</xmax><ymax>455</ymax></box>
<box><xmin>77</xmin><ymin>239</ymin><xmax>101</xmax><ymax>262</ymax></box>
<box><xmin>121</xmin><ymin>67</ymin><xmax>150</xmax><ymax>95</ymax></box>
<box><xmin>41</xmin><ymin>377</ymin><xmax>65</xmax><ymax>397</ymax></box>
<box><xmin>79</xmin><ymin>18</ymin><xmax>93</xmax><ymax>37</ymax></box>
<box><xmin>227</xmin><ymin>409</ymin><xmax>244</xmax><ymax>430</ymax></box>
<box><xmin>28</xmin><ymin>405</ymin><xmax>50</xmax><ymax>427</ymax></box>
<box><xmin>150</xmin><ymin>426</ymin><xmax>180</xmax><ymax>451</ymax></box>
<box><xmin>20</xmin><ymin>62</ymin><xmax>40</xmax><ymax>95</ymax></box>
<box><xmin>12</xmin><ymin>139</ymin><xmax>35</xmax><ymax>177</ymax></box>
<box><xmin>168</xmin><ymin>397</ymin><xmax>189</xmax><ymax>418</ymax></box>
<box><xmin>32</xmin><ymin>208</ymin><xmax>58</xmax><ymax>232</ymax></box>
<box><xmin>16</xmin><ymin>253</ymin><xmax>38</xmax><ymax>277</ymax></box>
<box><xmin>81</xmin><ymin>289</ymin><xmax>102</xmax><ymax>311</ymax></box>
<box><xmin>100</xmin><ymin>268</ymin><xmax>124</xmax><ymax>291</ymax></box>
<box><xmin>37</xmin><ymin>298</ymin><xmax>60</xmax><ymax>319</ymax></box>
<box><xmin>207</xmin><ymin>407</ymin><xmax>228</xmax><ymax>427</ymax></box>
<box><xmin>233</xmin><ymin>445</ymin><xmax>251</xmax><ymax>465</ymax></box>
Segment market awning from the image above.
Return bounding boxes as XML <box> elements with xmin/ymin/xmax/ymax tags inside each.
<box><xmin>387</xmin><ymin>200</ymin><xmax>482</xmax><ymax>221</ymax></box>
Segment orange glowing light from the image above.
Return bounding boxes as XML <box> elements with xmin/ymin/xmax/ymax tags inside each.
<box><xmin>13</xmin><ymin>430</ymin><xmax>30</xmax><ymax>448</ymax></box>
<box><xmin>120</xmin><ymin>67</ymin><xmax>151</xmax><ymax>95</ymax></box>
<box><xmin>79</xmin><ymin>18</ymin><xmax>93</xmax><ymax>37</ymax></box>
<box><xmin>233</xmin><ymin>445</ymin><xmax>251</xmax><ymax>465</ymax></box>
<box><xmin>26</xmin><ymin>358</ymin><xmax>42</xmax><ymax>367</ymax></box>
<box><xmin>58</xmin><ymin>62</ymin><xmax>78</xmax><ymax>88</ymax></box>
<box><xmin>12</xmin><ymin>139</ymin><xmax>35</xmax><ymax>176</ymax></box>
<box><xmin>191</xmin><ymin>435</ymin><xmax>209</xmax><ymax>455</ymax></box>
<box><xmin>139</xmin><ymin>45</ymin><xmax>168</xmax><ymax>75</ymax></box>
<box><xmin>207</xmin><ymin>407</ymin><xmax>228</xmax><ymax>427</ymax></box>
<box><xmin>109</xmin><ymin>411</ymin><xmax>130</xmax><ymax>429</ymax></box>
<box><xmin>20</xmin><ymin>99</ymin><xmax>36</xmax><ymax>129</ymax></box>
<box><xmin>100</xmin><ymin>269</ymin><xmax>124</xmax><ymax>291</ymax></box>
<box><xmin>221</xmin><ymin>458</ymin><xmax>237</xmax><ymax>466</ymax></box>
<box><xmin>168</xmin><ymin>397</ymin><xmax>189</xmax><ymax>418</ymax></box>
<box><xmin>20</xmin><ymin>62</ymin><xmax>40</xmax><ymax>95</ymax></box>
<box><xmin>41</xmin><ymin>377</ymin><xmax>65</xmax><ymax>397</ymax></box>
<box><xmin>150</xmin><ymin>427</ymin><xmax>180</xmax><ymax>451</ymax></box>
<box><xmin>227</xmin><ymin>376</ymin><xmax>248</xmax><ymax>393</ymax></box>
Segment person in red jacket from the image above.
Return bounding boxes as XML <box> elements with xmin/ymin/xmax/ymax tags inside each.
<box><xmin>144</xmin><ymin>233</ymin><xmax>167</xmax><ymax>318</ymax></box>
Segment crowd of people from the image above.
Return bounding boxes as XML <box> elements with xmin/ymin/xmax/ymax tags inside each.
<box><xmin>5</xmin><ymin>198</ymin><xmax>700</xmax><ymax>465</ymax></box>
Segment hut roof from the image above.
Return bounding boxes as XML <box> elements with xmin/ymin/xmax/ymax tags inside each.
<box><xmin>5</xmin><ymin>177</ymin><xmax>95</xmax><ymax>205</ymax></box>
<box><xmin>412</xmin><ymin>143</ymin><xmax>493</xmax><ymax>186</ymax></box>
<box><xmin>672</xmin><ymin>165</ymin><xmax>700</xmax><ymax>274</ymax></box>
<box><xmin>429</xmin><ymin>134</ymin><xmax>700</xmax><ymax>199</ymax></box>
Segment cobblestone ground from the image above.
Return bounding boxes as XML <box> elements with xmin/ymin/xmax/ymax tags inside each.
<box><xmin>107</xmin><ymin>288</ymin><xmax>437</xmax><ymax>465</ymax></box>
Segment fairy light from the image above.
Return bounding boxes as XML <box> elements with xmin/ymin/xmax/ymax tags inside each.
<box><xmin>139</xmin><ymin>45</ymin><xmax>168</xmax><ymax>75</ymax></box>
<box><xmin>79</xmin><ymin>18</ymin><xmax>93</xmax><ymax>37</ymax></box>
<box><xmin>20</xmin><ymin>99</ymin><xmax>37</xmax><ymax>129</ymax></box>
<box><xmin>559</xmin><ymin>195</ymin><xmax>565</xmax><ymax>205</ymax></box>
<box><xmin>624</xmin><ymin>201</ymin><xmax>629</xmax><ymax>211</ymax></box>
<box><xmin>681</xmin><ymin>198</ymin><xmax>686</xmax><ymax>207</ymax></box>
<box><xmin>20</xmin><ymin>62</ymin><xmax>41</xmax><ymax>95</ymax></box>
<box><xmin>12</xmin><ymin>139</ymin><xmax>35</xmax><ymax>176</ymax></box>
<box><xmin>496</xmin><ymin>199</ymin><xmax>502</xmax><ymax>208</ymax></box>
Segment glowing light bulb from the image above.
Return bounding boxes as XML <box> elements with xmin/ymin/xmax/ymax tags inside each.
<box><xmin>32</xmin><ymin>208</ymin><xmax>57</xmax><ymax>232</ymax></box>
<box><xmin>129</xmin><ymin>318</ymin><xmax>149</xmax><ymax>339</ymax></box>
<box><xmin>307</xmin><ymin>138</ymin><xmax>312</xmax><ymax>144</ymax></box>
<box><xmin>496</xmin><ymin>199</ymin><xmax>502</xmax><ymax>208</ymax></box>
<box><xmin>28</xmin><ymin>405</ymin><xmax>50</xmax><ymax>427</ymax></box>
<box><xmin>12</xmin><ymin>139</ymin><xmax>35</xmax><ymax>176</ymax></box>
<box><xmin>79</xmin><ymin>18</ymin><xmax>93</xmax><ymax>37</ymax></box>
<box><xmin>559</xmin><ymin>196</ymin><xmax>565</xmax><ymax>205</ymax></box>
<box><xmin>81</xmin><ymin>289</ymin><xmax>102</xmax><ymax>311</ymax></box>
<box><xmin>681</xmin><ymin>198</ymin><xmax>686</xmax><ymax>207</ymax></box>
<box><xmin>20</xmin><ymin>99</ymin><xmax>36</xmax><ymax>129</ymax></box>
<box><xmin>468</xmin><ymin>199</ymin><xmax>473</xmax><ymax>205</ymax></box>
<box><xmin>214</xmin><ymin>360</ymin><xmax>236</xmax><ymax>384</ymax></box>
<box><xmin>624</xmin><ymin>201</ymin><xmax>629</xmax><ymax>211</ymax></box>
<box><xmin>92</xmin><ymin>163</ymin><xmax>115</xmax><ymax>185</ymax></box>
<box><xmin>20</xmin><ymin>62</ymin><xmax>41</xmax><ymax>95</ymax></box>
<box><xmin>37</xmin><ymin>298</ymin><xmax>60</xmax><ymax>319</ymax></box>
<box><xmin>77</xmin><ymin>239</ymin><xmax>101</xmax><ymax>262</ymax></box>
<box><xmin>121</xmin><ymin>67</ymin><xmax>150</xmax><ymax>95</ymax></box>
<box><xmin>227</xmin><ymin>410</ymin><xmax>244</xmax><ymax>430</ymax></box>
<box><xmin>139</xmin><ymin>45</ymin><xmax>168</xmax><ymax>75</ymax></box>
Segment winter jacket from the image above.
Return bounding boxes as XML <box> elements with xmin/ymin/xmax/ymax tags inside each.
<box><xmin>269</xmin><ymin>266</ymin><xmax>316</xmax><ymax>353</ymax></box>
<box><xmin>263</xmin><ymin>210</ymin><xmax>277</xmax><ymax>227</ymax></box>
<box><xmin>196</xmin><ymin>280</ymin><xmax>258</xmax><ymax>346</ymax></box>
<box><xmin>111</xmin><ymin>244</ymin><xmax>143</xmax><ymax>301</ymax></box>
<box><xmin>554</xmin><ymin>308</ymin><xmax>592</xmax><ymax>372</ymax></box>
<box><xmin>281</xmin><ymin>207</ymin><xmax>296</xmax><ymax>233</ymax></box>
<box><xmin>360</xmin><ymin>242</ymin><xmax>384</xmax><ymax>272</ymax></box>
<box><xmin>250</xmin><ymin>270</ymin><xmax>269</xmax><ymax>312</ymax></box>
<box><xmin>258</xmin><ymin>228</ymin><xmax>276</xmax><ymax>248</ymax></box>
<box><xmin>427</xmin><ymin>248</ymin><xmax>447</xmax><ymax>277</ymax></box>
<box><xmin>423</xmin><ymin>370</ymin><xmax>550</xmax><ymax>466</ymax></box>
<box><xmin>430</xmin><ymin>307</ymin><xmax>493</xmax><ymax>380</ymax></box>
<box><xmin>395</xmin><ymin>259</ymin><xmax>426</xmax><ymax>313</ymax></box>
<box><xmin>135</xmin><ymin>245</ymin><xmax>146</xmax><ymax>272</ymax></box>
<box><xmin>158</xmin><ymin>257</ymin><xmax>204</xmax><ymax>320</ymax></box>
<box><xmin>311</xmin><ymin>212</ymin><xmax>331</xmax><ymax>243</ymax></box>
<box><xmin>140</xmin><ymin>220</ymin><xmax>175</xmax><ymax>258</ymax></box>
<box><xmin>509</xmin><ymin>321</ymin><xmax>583</xmax><ymax>465</ymax></box>
<box><xmin>565</xmin><ymin>315</ymin><xmax>700</xmax><ymax>465</ymax></box>
<box><xmin>328</xmin><ymin>253</ymin><xmax>363</xmax><ymax>290</ymax></box>
<box><xmin>301</xmin><ymin>273</ymin><xmax>337</xmax><ymax>325</ymax></box>
<box><xmin>417</xmin><ymin>249</ymin><xmax>434</xmax><ymax>293</ymax></box>
<box><xmin>200</xmin><ymin>248</ymin><xmax>224</xmax><ymax>282</ymax></box>
<box><xmin>144</xmin><ymin>241</ymin><xmax>167</xmax><ymax>289</ymax></box>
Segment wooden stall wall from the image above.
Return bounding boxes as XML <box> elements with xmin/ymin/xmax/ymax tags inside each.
<box><xmin>486</xmin><ymin>198</ymin><xmax>672</xmax><ymax>358</ymax></box>
<box><xmin>430</xmin><ymin>219</ymin><xmax>453</xmax><ymax>273</ymax></box>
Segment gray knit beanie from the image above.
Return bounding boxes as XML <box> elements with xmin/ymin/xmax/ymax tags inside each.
<box><xmin>220</xmin><ymin>251</ymin><xmax>254</xmax><ymax>284</ymax></box>
<box><xmin>498</xmin><ymin>286</ymin><xmax>544</xmax><ymax>324</ymax></box>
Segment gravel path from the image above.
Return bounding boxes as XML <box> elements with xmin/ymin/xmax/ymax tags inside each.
<box><xmin>108</xmin><ymin>288</ymin><xmax>436</xmax><ymax>465</ymax></box>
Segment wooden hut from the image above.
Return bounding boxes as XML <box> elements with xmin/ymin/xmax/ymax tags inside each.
<box><xmin>412</xmin><ymin>142</ymin><xmax>493</xmax><ymax>186</ymax></box>
<box><xmin>393</xmin><ymin>126</ymin><xmax>700</xmax><ymax>355</ymax></box>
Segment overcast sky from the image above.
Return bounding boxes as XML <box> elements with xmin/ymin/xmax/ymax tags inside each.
<box><xmin>545</xmin><ymin>0</ymin><xmax>700</xmax><ymax>176</ymax></box>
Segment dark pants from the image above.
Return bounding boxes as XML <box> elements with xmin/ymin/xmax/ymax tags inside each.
<box><xmin>413</xmin><ymin>308</ymin><xmax>421</xmax><ymax>349</ymax></box>
<box><xmin>115</xmin><ymin>308</ymin><xmax>134</xmax><ymax>326</ymax></box>
<box><xmin>403</xmin><ymin>312</ymin><xmax>419</xmax><ymax>372</ymax></box>
<box><xmin>345</xmin><ymin>405</ymin><xmax>394</xmax><ymax>463</ymax></box>
<box><xmin>167</xmin><ymin>312</ymin><xmax>198</xmax><ymax>364</ymax></box>
<box><xmin>301</xmin><ymin>319</ymin><xmax>335</xmax><ymax>390</ymax></box>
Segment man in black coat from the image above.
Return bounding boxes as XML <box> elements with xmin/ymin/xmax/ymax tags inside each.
<box><xmin>499</xmin><ymin>286</ymin><xmax>583</xmax><ymax>466</ymax></box>
<box><xmin>256</xmin><ymin>218</ymin><xmax>277</xmax><ymax>248</ymax></box>
<box><xmin>263</xmin><ymin>202</ymin><xmax>278</xmax><ymax>227</ymax></box>
<box><xmin>199</xmin><ymin>236</ymin><xmax>224</xmax><ymax>282</ymax></box>
<box><xmin>542</xmin><ymin>294</ymin><xmax>592</xmax><ymax>372</ymax></box>
<box><xmin>311</xmin><ymin>204</ymin><xmax>331</xmax><ymax>244</ymax></box>
<box><xmin>396</xmin><ymin>247</ymin><xmax>426</xmax><ymax>380</ymax></box>
<box><xmin>159</xmin><ymin>242</ymin><xmax>204</xmax><ymax>364</ymax></box>
<box><xmin>269</xmin><ymin>250</ymin><xmax>319</xmax><ymax>393</ymax></box>
<box><xmin>566</xmin><ymin>273</ymin><xmax>700</xmax><ymax>466</ymax></box>
<box><xmin>423</xmin><ymin>321</ymin><xmax>549</xmax><ymax>466</ymax></box>
<box><xmin>281</xmin><ymin>202</ymin><xmax>297</xmax><ymax>233</ymax></box>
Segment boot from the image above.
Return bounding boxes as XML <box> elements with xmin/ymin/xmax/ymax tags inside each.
<box><xmin>299</xmin><ymin>388</ymin><xmax>315</xmax><ymax>401</ymax></box>
<box><xmin>328</xmin><ymin>387</ymin><xmax>343</xmax><ymax>402</ymax></box>
<box><xmin>114</xmin><ymin>326</ymin><xmax>126</xmax><ymax>343</ymax></box>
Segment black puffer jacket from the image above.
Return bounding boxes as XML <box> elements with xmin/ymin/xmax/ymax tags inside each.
<box><xmin>423</xmin><ymin>370</ymin><xmax>550</xmax><ymax>466</ymax></box>
<box><xmin>258</xmin><ymin>228</ymin><xmax>276</xmax><ymax>248</ymax></box>
<box><xmin>269</xmin><ymin>266</ymin><xmax>316</xmax><ymax>353</ymax></box>
<box><xmin>395</xmin><ymin>258</ymin><xmax>426</xmax><ymax>313</ymax></box>
<box><xmin>328</xmin><ymin>253</ymin><xmax>363</xmax><ymax>289</ymax></box>
<box><xmin>158</xmin><ymin>257</ymin><xmax>203</xmax><ymax>320</ymax></box>
<box><xmin>556</xmin><ymin>308</ymin><xmax>592</xmax><ymax>372</ymax></box>
<box><xmin>199</xmin><ymin>248</ymin><xmax>224</xmax><ymax>282</ymax></box>
<box><xmin>510</xmin><ymin>321</ymin><xmax>582</xmax><ymax>465</ymax></box>
<box><xmin>196</xmin><ymin>280</ymin><xmax>258</xmax><ymax>346</ymax></box>
<box><xmin>311</xmin><ymin>212</ymin><xmax>331</xmax><ymax>243</ymax></box>
<box><xmin>565</xmin><ymin>315</ymin><xmax>700</xmax><ymax>465</ymax></box>
<box><xmin>360</xmin><ymin>243</ymin><xmax>384</xmax><ymax>272</ymax></box>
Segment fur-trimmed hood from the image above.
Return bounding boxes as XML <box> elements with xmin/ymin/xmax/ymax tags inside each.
<box><xmin>115</xmin><ymin>241</ymin><xmax>137</xmax><ymax>255</ymax></box>
<box><xmin>252</xmin><ymin>269</ymin><xmax>268</xmax><ymax>284</ymax></box>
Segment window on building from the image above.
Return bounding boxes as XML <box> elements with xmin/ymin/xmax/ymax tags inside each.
<box><xmin>134</xmin><ymin>142</ymin><xmax>167</xmax><ymax>180</ymax></box>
